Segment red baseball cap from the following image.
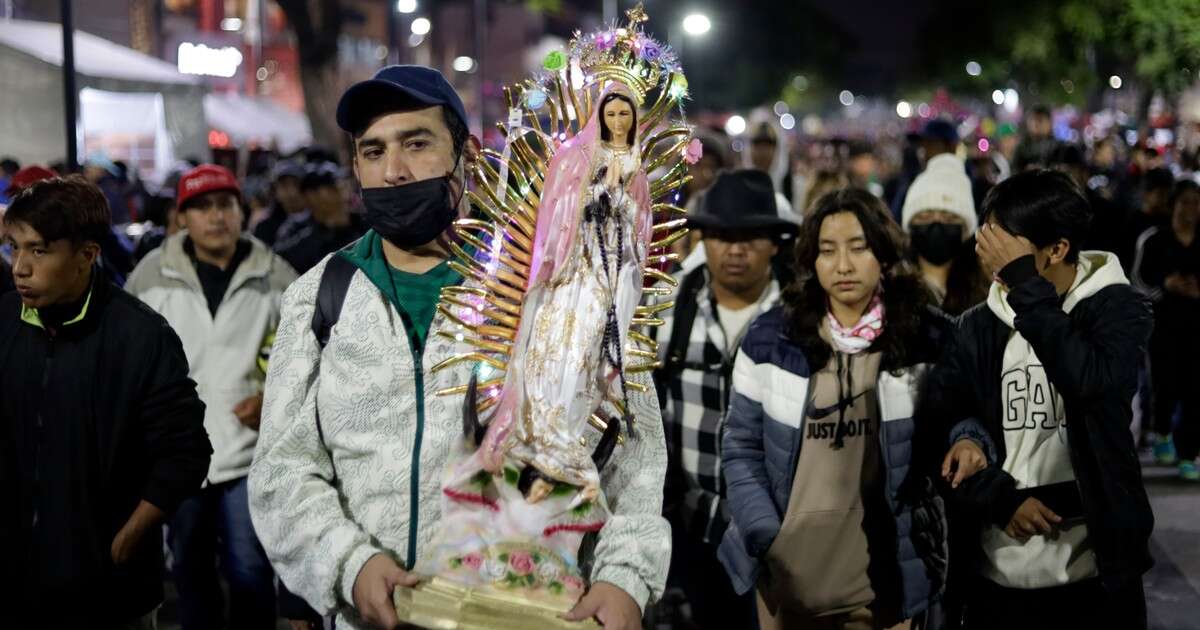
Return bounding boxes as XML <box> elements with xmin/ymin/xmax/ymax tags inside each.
<box><xmin>6</xmin><ymin>165</ymin><xmax>58</xmax><ymax>195</ymax></box>
<box><xmin>177</xmin><ymin>164</ymin><xmax>241</xmax><ymax>210</ymax></box>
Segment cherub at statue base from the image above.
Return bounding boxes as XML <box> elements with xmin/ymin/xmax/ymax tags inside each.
<box><xmin>393</xmin><ymin>576</ymin><xmax>601</xmax><ymax>630</ymax></box>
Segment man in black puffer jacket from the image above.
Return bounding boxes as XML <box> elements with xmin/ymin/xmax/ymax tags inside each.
<box><xmin>926</xmin><ymin>170</ymin><xmax>1153</xmax><ymax>630</ymax></box>
<box><xmin>0</xmin><ymin>177</ymin><xmax>211</xmax><ymax>628</ymax></box>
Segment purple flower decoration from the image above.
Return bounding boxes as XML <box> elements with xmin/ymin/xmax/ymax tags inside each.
<box><xmin>684</xmin><ymin>138</ymin><xmax>703</xmax><ymax>165</ymax></box>
<box><xmin>595</xmin><ymin>31</ymin><xmax>617</xmax><ymax>51</ymax></box>
<box><xmin>639</xmin><ymin>40</ymin><xmax>662</xmax><ymax>62</ymax></box>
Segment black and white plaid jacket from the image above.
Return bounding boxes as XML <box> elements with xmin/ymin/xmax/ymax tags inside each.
<box><xmin>654</xmin><ymin>267</ymin><xmax>781</xmax><ymax>544</ymax></box>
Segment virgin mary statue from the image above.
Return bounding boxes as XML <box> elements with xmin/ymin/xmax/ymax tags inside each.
<box><xmin>475</xmin><ymin>82</ymin><xmax>652</xmax><ymax>504</ymax></box>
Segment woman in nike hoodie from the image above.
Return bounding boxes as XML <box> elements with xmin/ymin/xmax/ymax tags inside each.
<box><xmin>719</xmin><ymin>188</ymin><xmax>950</xmax><ymax>630</ymax></box>
<box><xmin>924</xmin><ymin>170</ymin><xmax>1154</xmax><ymax>630</ymax></box>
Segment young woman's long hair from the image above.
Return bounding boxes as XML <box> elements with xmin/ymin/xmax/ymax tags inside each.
<box><xmin>938</xmin><ymin>235</ymin><xmax>990</xmax><ymax>316</ymax></box>
<box><xmin>783</xmin><ymin>187</ymin><xmax>935</xmax><ymax>371</ymax></box>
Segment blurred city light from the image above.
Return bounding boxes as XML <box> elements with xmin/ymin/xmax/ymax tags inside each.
<box><xmin>220</xmin><ymin>18</ymin><xmax>242</xmax><ymax>31</ymax></box>
<box><xmin>397</xmin><ymin>0</ymin><xmax>418</xmax><ymax>14</ymax></box>
<box><xmin>774</xmin><ymin>101</ymin><xmax>789</xmax><ymax>116</ymax></box>
<box><xmin>896</xmin><ymin>100</ymin><xmax>912</xmax><ymax>118</ymax></box>
<box><xmin>992</xmin><ymin>89</ymin><xmax>1004</xmax><ymax>105</ymax></box>
<box><xmin>780</xmin><ymin>113</ymin><xmax>796</xmax><ymax>130</ymax></box>
<box><xmin>453</xmin><ymin>56</ymin><xmax>476</xmax><ymax>72</ymax></box>
<box><xmin>1109</xmin><ymin>75</ymin><xmax>1123</xmax><ymax>89</ymax></box>
<box><xmin>1003</xmin><ymin>88</ymin><xmax>1019</xmax><ymax>113</ymax></box>
<box><xmin>725</xmin><ymin>115</ymin><xmax>747</xmax><ymax>136</ymax></box>
<box><xmin>682</xmin><ymin>14</ymin><xmax>712</xmax><ymax>36</ymax></box>
<box><xmin>966</xmin><ymin>61</ymin><xmax>982</xmax><ymax>77</ymax></box>
<box><xmin>411</xmin><ymin>17</ymin><xmax>431</xmax><ymax>35</ymax></box>
<box><xmin>178</xmin><ymin>42</ymin><xmax>243</xmax><ymax>78</ymax></box>
<box><xmin>839</xmin><ymin>90</ymin><xmax>855</xmax><ymax>106</ymax></box>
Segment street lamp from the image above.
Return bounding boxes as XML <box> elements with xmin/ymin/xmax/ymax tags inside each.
<box><xmin>682</xmin><ymin>13</ymin><xmax>711</xmax><ymax>36</ymax></box>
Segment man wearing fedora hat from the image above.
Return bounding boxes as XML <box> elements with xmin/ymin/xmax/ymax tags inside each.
<box><xmin>656</xmin><ymin>169</ymin><xmax>795</xmax><ymax>629</ymax></box>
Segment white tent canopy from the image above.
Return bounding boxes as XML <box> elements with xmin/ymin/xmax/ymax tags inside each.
<box><xmin>0</xmin><ymin>19</ymin><xmax>201</xmax><ymax>86</ymax></box>
<box><xmin>0</xmin><ymin>19</ymin><xmax>207</xmax><ymax>169</ymax></box>
<box><xmin>204</xmin><ymin>92</ymin><xmax>312</xmax><ymax>153</ymax></box>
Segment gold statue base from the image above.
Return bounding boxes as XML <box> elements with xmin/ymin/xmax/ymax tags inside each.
<box><xmin>393</xmin><ymin>577</ymin><xmax>601</xmax><ymax>630</ymax></box>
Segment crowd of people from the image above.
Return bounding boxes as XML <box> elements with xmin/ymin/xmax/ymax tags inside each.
<box><xmin>0</xmin><ymin>61</ymin><xmax>1196</xmax><ymax>630</ymax></box>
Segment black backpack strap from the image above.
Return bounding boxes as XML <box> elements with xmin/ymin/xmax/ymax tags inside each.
<box><xmin>663</xmin><ymin>266</ymin><xmax>708</xmax><ymax>378</ymax></box>
<box><xmin>311</xmin><ymin>253</ymin><xmax>358</xmax><ymax>348</ymax></box>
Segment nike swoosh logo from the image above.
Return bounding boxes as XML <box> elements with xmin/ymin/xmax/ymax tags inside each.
<box><xmin>809</xmin><ymin>390</ymin><xmax>869</xmax><ymax>420</ymax></box>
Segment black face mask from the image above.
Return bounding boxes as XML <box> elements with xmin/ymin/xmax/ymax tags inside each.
<box><xmin>360</xmin><ymin>171</ymin><xmax>462</xmax><ymax>248</ymax></box>
<box><xmin>910</xmin><ymin>222</ymin><xmax>963</xmax><ymax>266</ymax></box>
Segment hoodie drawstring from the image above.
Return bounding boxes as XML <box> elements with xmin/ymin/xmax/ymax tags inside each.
<box><xmin>833</xmin><ymin>351</ymin><xmax>853</xmax><ymax>450</ymax></box>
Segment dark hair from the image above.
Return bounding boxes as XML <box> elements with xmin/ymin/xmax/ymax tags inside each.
<box><xmin>1170</xmin><ymin>179</ymin><xmax>1200</xmax><ymax>212</ymax></box>
<box><xmin>0</xmin><ymin>158</ymin><xmax>18</xmax><ymax>175</ymax></box>
<box><xmin>980</xmin><ymin>169</ymin><xmax>1091</xmax><ymax>264</ymax></box>
<box><xmin>1029</xmin><ymin>104</ymin><xmax>1052</xmax><ymax>118</ymax></box>
<box><xmin>300</xmin><ymin>162</ymin><xmax>340</xmax><ymax>193</ymax></box>
<box><xmin>1049</xmin><ymin>143</ymin><xmax>1086</xmax><ymax>168</ymax></box>
<box><xmin>3</xmin><ymin>175</ymin><xmax>111</xmax><ymax>246</ymax></box>
<box><xmin>941</xmin><ymin>235</ymin><xmax>990</xmax><ymax>316</ymax></box>
<box><xmin>598</xmin><ymin>92</ymin><xmax>637</xmax><ymax>147</ymax></box>
<box><xmin>1144</xmin><ymin>167</ymin><xmax>1175</xmax><ymax>193</ymax></box>
<box><xmin>783</xmin><ymin>187</ymin><xmax>934</xmax><ymax>371</ymax></box>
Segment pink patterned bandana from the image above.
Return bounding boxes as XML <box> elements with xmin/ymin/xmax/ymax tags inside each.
<box><xmin>828</xmin><ymin>292</ymin><xmax>885</xmax><ymax>354</ymax></box>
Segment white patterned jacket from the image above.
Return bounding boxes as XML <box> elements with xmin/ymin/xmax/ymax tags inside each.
<box><xmin>248</xmin><ymin>254</ymin><xmax>671</xmax><ymax>627</ymax></box>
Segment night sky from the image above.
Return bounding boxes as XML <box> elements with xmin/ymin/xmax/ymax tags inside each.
<box><xmin>813</xmin><ymin>0</ymin><xmax>934</xmax><ymax>96</ymax></box>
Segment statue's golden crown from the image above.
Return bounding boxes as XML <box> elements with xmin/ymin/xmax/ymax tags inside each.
<box><xmin>562</xmin><ymin>4</ymin><xmax>677</xmax><ymax>104</ymax></box>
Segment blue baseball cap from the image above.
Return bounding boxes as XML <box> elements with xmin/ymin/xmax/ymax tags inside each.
<box><xmin>336</xmin><ymin>65</ymin><xmax>468</xmax><ymax>135</ymax></box>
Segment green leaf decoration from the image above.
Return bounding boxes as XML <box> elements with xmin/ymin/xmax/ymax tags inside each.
<box><xmin>543</xmin><ymin>50</ymin><xmax>567</xmax><ymax>72</ymax></box>
<box><xmin>472</xmin><ymin>470</ymin><xmax>492</xmax><ymax>487</ymax></box>
<box><xmin>504</xmin><ymin>467</ymin><xmax>520</xmax><ymax>487</ymax></box>
<box><xmin>499</xmin><ymin>553</ymin><xmax>510</xmax><ymax>562</ymax></box>
<box><xmin>450</xmin><ymin>558</ymin><xmax>462</xmax><ymax>569</ymax></box>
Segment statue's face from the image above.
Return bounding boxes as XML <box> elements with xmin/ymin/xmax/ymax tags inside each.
<box><xmin>603</xmin><ymin>97</ymin><xmax>634</xmax><ymax>144</ymax></box>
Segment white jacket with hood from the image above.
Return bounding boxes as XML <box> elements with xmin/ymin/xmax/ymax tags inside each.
<box><xmin>126</xmin><ymin>232</ymin><xmax>298</xmax><ymax>484</ymax></box>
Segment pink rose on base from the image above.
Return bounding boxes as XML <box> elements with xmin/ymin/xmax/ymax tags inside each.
<box><xmin>561</xmin><ymin>575</ymin><xmax>586</xmax><ymax>592</ymax></box>
<box><xmin>461</xmin><ymin>553</ymin><xmax>484</xmax><ymax>571</ymax></box>
<box><xmin>508</xmin><ymin>551</ymin><xmax>535</xmax><ymax>576</ymax></box>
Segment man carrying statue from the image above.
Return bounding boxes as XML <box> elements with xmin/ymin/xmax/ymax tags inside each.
<box><xmin>247</xmin><ymin>61</ymin><xmax>670</xmax><ymax>630</ymax></box>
